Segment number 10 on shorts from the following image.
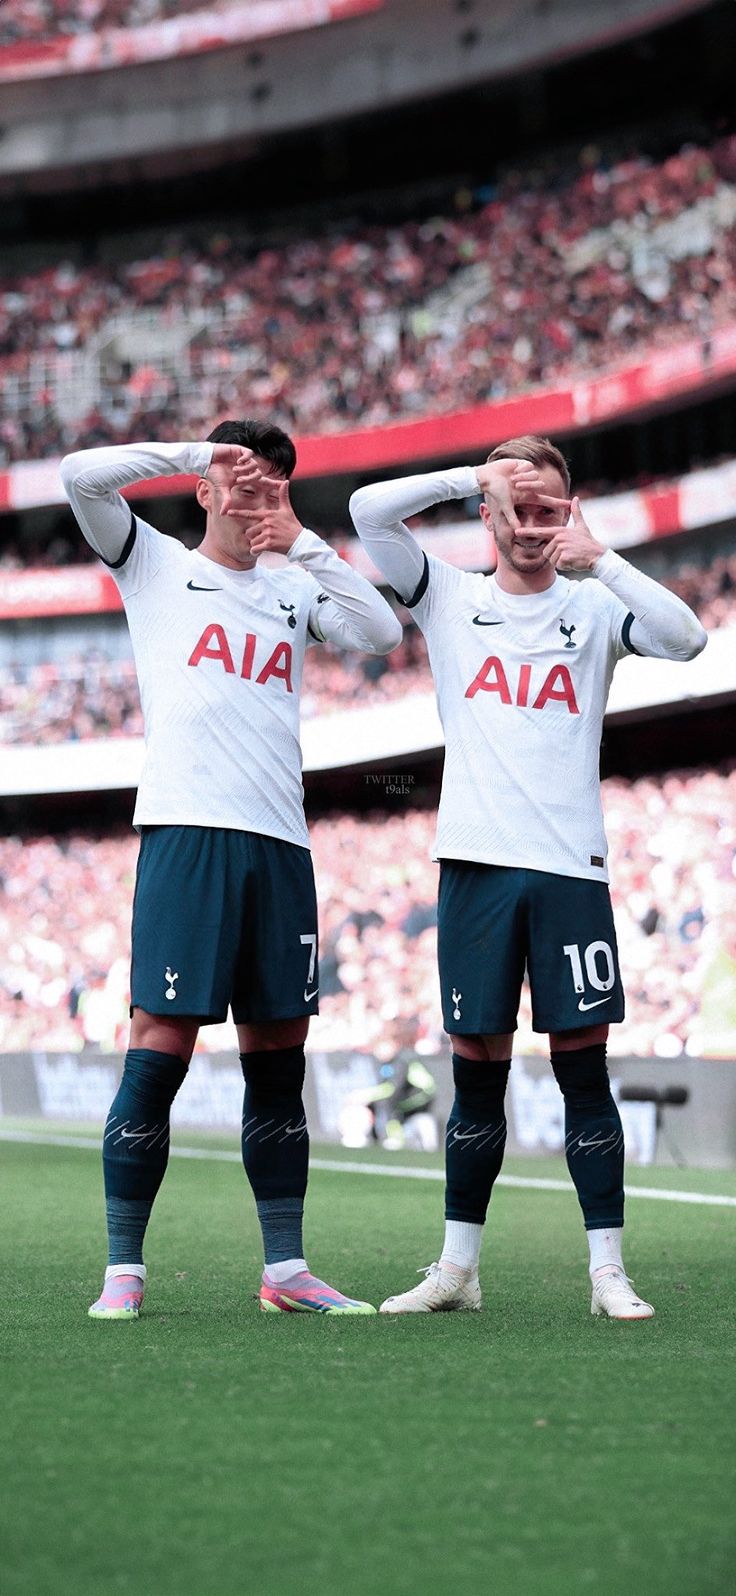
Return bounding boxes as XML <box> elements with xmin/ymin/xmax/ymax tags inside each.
<box><xmin>563</xmin><ymin>940</ymin><xmax>615</xmax><ymax>995</ymax></box>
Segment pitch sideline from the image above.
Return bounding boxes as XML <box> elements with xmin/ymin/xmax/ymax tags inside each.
<box><xmin>2</xmin><ymin>1126</ymin><xmax>735</xmax><ymax>1208</ymax></box>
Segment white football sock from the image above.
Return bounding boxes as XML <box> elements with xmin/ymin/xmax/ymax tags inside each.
<box><xmin>264</xmin><ymin>1257</ymin><xmax>308</xmax><ymax>1283</ymax></box>
<box><xmin>587</xmin><ymin>1228</ymin><xmax>624</xmax><ymax>1276</ymax></box>
<box><xmin>105</xmin><ymin>1263</ymin><xmax>146</xmax><ymax>1281</ymax></box>
<box><xmin>440</xmin><ymin>1220</ymin><xmax>483</xmax><ymax>1271</ymax></box>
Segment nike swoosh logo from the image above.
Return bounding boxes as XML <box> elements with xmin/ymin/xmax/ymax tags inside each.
<box><xmin>187</xmin><ymin>580</ymin><xmax>222</xmax><ymax>591</ymax></box>
<box><xmin>304</xmin><ymin>987</ymin><xmax>319</xmax><ymax>1003</ymax></box>
<box><xmin>472</xmin><ymin>616</ymin><xmax>504</xmax><ymax>626</ymax></box>
<box><xmin>451</xmin><ymin>1130</ymin><xmax>483</xmax><ymax>1141</ymax></box>
<box><xmin>577</xmin><ymin>996</ymin><xmax>612</xmax><ymax>1012</ymax></box>
<box><xmin>119</xmin><ymin>1129</ymin><xmax>145</xmax><ymax>1139</ymax></box>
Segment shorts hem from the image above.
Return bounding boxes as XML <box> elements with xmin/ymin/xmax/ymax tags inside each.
<box><xmin>130</xmin><ymin>1002</ymin><xmax>228</xmax><ymax>1025</ymax></box>
<box><xmin>532</xmin><ymin>1013</ymin><xmax>623</xmax><ymax>1033</ymax></box>
<box><xmin>443</xmin><ymin>1021</ymin><xmax>518</xmax><ymax>1036</ymax></box>
<box><xmin>231</xmin><ymin>1007</ymin><xmax>319</xmax><ymax>1025</ymax></box>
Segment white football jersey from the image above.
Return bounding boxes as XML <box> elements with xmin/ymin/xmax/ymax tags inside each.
<box><xmin>112</xmin><ymin>514</ymin><xmax>320</xmax><ymax>845</ymax></box>
<box><xmin>410</xmin><ymin>555</ymin><xmax>635</xmax><ymax>881</ymax></box>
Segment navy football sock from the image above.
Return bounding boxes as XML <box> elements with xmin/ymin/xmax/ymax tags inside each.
<box><xmin>103</xmin><ymin>1048</ymin><xmax>189</xmax><ymax>1266</ymax></box>
<box><xmin>551</xmin><ymin>1043</ymin><xmax>625</xmax><ymax>1230</ymax></box>
<box><xmin>239</xmin><ymin>1047</ymin><xmax>309</xmax><ymax>1266</ymax></box>
<box><xmin>445</xmin><ymin>1054</ymin><xmax>511</xmax><ymax>1225</ymax></box>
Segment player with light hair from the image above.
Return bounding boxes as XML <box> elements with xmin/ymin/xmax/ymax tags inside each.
<box><xmin>61</xmin><ymin>418</ymin><xmax>402</xmax><ymax>1319</ymax></box>
<box><xmin>350</xmin><ymin>435</ymin><xmax>707</xmax><ymax>1319</ymax></box>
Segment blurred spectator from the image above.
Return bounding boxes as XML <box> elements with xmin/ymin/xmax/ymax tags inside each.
<box><xmin>0</xmin><ymin>764</ymin><xmax>734</xmax><ymax>1059</ymax></box>
<box><xmin>0</xmin><ymin>0</ymin><xmax>221</xmax><ymax>48</ymax></box>
<box><xmin>0</xmin><ymin>137</ymin><xmax>734</xmax><ymax>462</ymax></box>
<box><xmin>1</xmin><ymin>550</ymin><xmax>732</xmax><ymax>745</ymax></box>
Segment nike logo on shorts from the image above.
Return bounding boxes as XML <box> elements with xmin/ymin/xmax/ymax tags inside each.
<box><xmin>472</xmin><ymin>616</ymin><xmax>504</xmax><ymax>626</ymax></box>
<box><xmin>304</xmin><ymin>987</ymin><xmax>319</xmax><ymax>1003</ymax></box>
<box><xmin>187</xmin><ymin>580</ymin><xmax>222</xmax><ymax>591</ymax></box>
<box><xmin>577</xmin><ymin>995</ymin><xmax>612</xmax><ymax>1012</ymax></box>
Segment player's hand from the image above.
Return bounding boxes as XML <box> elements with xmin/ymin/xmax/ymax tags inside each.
<box><xmin>218</xmin><ymin>450</ymin><xmax>283</xmax><ymax>520</ymax></box>
<box><xmin>237</xmin><ymin>479</ymin><xmax>305</xmax><ymax>555</ymax></box>
<box><xmin>531</xmin><ymin>496</ymin><xmax>606</xmax><ymax>571</ymax></box>
<box><xmin>209</xmin><ymin>443</ymin><xmax>250</xmax><ymax>472</ymax></box>
<box><xmin>474</xmin><ymin>458</ymin><xmax>568</xmax><ymax>532</ymax></box>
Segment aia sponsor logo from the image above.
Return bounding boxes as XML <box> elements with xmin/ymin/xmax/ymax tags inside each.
<box><xmin>188</xmin><ymin>624</ymin><xmax>293</xmax><ymax>692</ymax></box>
<box><xmin>465</xmin><ymin>656</ymin><xmax>579</xmax><ymax>714</ymax></box>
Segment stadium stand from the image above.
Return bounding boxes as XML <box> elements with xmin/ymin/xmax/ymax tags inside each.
<box><xmin>0</xmin><ymin>0</ymin><xmax>212</xmax><ymax>46</ymax></box>
<box><xmin>0</xmin><ymin>2</ymin><xmax>733</xmax><ymax>1080</ymax></box>
<box><xmin>1</xmin><ymin>765</ymin><xmax>733</xmax><ymax>1059</ymax></box>
<box><xmin>1</xmin><ymin>549</ymin><xmax>734</xmax><ymax>744</ymax></box>
<box><xmin>1</xmin><ymin>133</ymin><xmax>735</xmax><ymax>463</ymax></box>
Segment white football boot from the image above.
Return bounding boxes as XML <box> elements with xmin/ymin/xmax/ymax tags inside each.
<box><xmin>380</xmin><ymin>1260</ymin><xmax>481</xmax><ymax>1314</ymax></box>
<box><xmin>591</xmin><ymin>1266</ymin><xmax>654</xmax><ymax>1320</ymax></box>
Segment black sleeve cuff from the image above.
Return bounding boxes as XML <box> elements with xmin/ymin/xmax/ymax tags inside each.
<box><xmin>393</xmin><ymin>552</ymin><xmax>429</xmax><ymax>609</ymax></box>
<box><xmin>621</xmin><ymin>611</ymin><xmax>641</xmax><ymax>656</ymax></box>
<box><xmin>99</xmin><ymin>507</ymin><xmax>137</xmax><ymax>569</ymax></box>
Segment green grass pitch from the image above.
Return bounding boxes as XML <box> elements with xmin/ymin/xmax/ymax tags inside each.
<box><xmin>3</xmin><ymin>1130</ymin><xmax>735</xmax><ymax>1596</ymax></box>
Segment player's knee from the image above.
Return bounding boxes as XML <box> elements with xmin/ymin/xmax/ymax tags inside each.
<box><xmin>239</xmin><ymin>1044</ymin><xmax>306</xmax><ymax>1099</ymax></box>
<box><xmin>122</xmin><ymin>1048</ymin><xmax>189</xmax><ymax>1111</ymax></box>
<box><xmin>550</xmin><ymin>1042</ymin><xmax>611</xmax><ymax>1108</ymax></box>
<box><xmin>238</xmin><ymin>1017</ymin><xmax>309</xmax><ymax>1052</ymax></box>
<box><xmin>452</xmin><ymin>1052</ymin><xmax>510</xmax><ymax>1119</ymax></box>
<box><xmin>130</xmin><ymin>1008</ymin><xmax>198</xmax><ymax>1061</ymax></box>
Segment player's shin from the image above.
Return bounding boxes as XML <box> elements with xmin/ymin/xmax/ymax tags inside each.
<box><xmin>550</xmin><ymin>1043</ymin><xmax>625</xmax><ymax>1233</ymax></box>
<box><xmin>442</xmin><ymin>1054</ymin><xmax>511</xmax><ymax>1268</ymax></box>
<box><xmin>102</xmin><ymin>1048</ymin><xmax>189</xmax><ymax>1265</ymax></box>
<box><xmin>239</xmin><ymin>1046</ymin><xmax>309</xmax><ymax>1275</ymax></box>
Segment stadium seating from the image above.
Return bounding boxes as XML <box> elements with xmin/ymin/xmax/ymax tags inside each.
<box><xmin>0</xmin><ymin>765</ymin><xmax>732</xmax><ymax>1060</ymax></box>
<box><xmin>1</xmin><ymin>135</ymin><xmax>735</xmax><ymax>463</ymax></box>
<box><xmin>1</xmin><ymin>550</ymin><xmax>733</xmax><ymax>745</ymax></box>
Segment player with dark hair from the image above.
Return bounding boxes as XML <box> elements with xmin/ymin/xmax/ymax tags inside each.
<box><xmin>350</xmin><ymin>435</ymin><xmax>707</xmax><ymax>1320</ymax></box>
<box><xmin>61</xmin><ymin>419</ymin><xmax>402</xmax><ymax>1318</ymax></box>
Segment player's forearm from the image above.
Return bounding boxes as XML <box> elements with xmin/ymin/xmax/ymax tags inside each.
<box><xmin>594</xmin><ymin>549</ymin><xmax>708</xmax><ymax>660</ymax></box>
<box><xmin>60</xmin><ymin>441</ymin><xmax>213</xmax><ymax>562</ymax></box>
<box><xmin>288</xmin><ymin>530</ymin><xmax>403</xmax><ymax>654</ymax></box>
<box><xmin>349</xmin><ymin>467</ymin><xmax>477</xmax><ymax>599</ymax></box>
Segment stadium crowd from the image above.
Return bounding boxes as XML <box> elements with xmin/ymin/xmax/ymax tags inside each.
<box><xmin>0</xmin><ymin>765</ymin><xmax>733</xmax><ymax>1060</ymax></box>
<box><xmin>0</xmin><ymin>0</ymin><xmax>212</xmax><ymax>47</ymax></box>
<box><xmin>1</xmin><ymin>551</ymin><xmax>733</xmax><ymax>745</ymax></box>
<box><xmin>1</xmin><ymin>135</ymin><xmax>735</xmax><ymax>463</ymax></box>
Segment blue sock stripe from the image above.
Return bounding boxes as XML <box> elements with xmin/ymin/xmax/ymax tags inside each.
<box><xmin>256</xmin><ymin>1197</ymin><xmax>305</xmax><ymax>1266</ymax></box>
<box><xmin>105</xmin><ymin>1197</ymin><xmax>151</xmax><ymax>1267</ymax></box>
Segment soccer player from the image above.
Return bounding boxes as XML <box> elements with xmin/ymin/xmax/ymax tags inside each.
<box><xmin>60</xmin><ymin>419</ymin><xmax>402</xmax><ymax>1318</ymax></box>
<box><xmin>350</xmin><ymin>436</ymin><xmax>707</xmax><ymax>1320</ymax></box>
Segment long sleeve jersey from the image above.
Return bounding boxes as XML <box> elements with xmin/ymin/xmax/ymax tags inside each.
<box><xmin>350</xmin><ymin>468</ymin><xmax>707</xmax><ymax>881</ymax></box>
<box><xmin>61</xmin><ymin>441</ymin><xmax>401</xmax><ymax>845</ymax></box>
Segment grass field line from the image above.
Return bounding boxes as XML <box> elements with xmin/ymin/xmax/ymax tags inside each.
<box><xmin>3</xmin><ymin>1125</ymin><xmax>736</xmax><ymax>1208</ymax></box>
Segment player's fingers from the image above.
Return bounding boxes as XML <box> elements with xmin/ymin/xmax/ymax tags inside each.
<box><xmin>571</xmin><ymin>495</ymin><xmax>585</xmax><ymax>524</ymax></box>
<box><xmin>530</xmin><ymin>494</ymin><xmax>571</xmax><ymax>509</ymax></box>
<box><xmin>514</xmin><ymin>526</ymin><xmax>556</xmax><ymax>540</ymax></box>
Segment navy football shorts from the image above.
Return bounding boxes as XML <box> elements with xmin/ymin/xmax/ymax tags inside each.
<box><xmin>130</xmin><ymin>826</ymin><xmax>319</xmax><ymax>1024</ymax></box>
<box><xmin>437</xmin><ymin>860</ymin><xmax>624</xmax><ymax>1036</ymax></box>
